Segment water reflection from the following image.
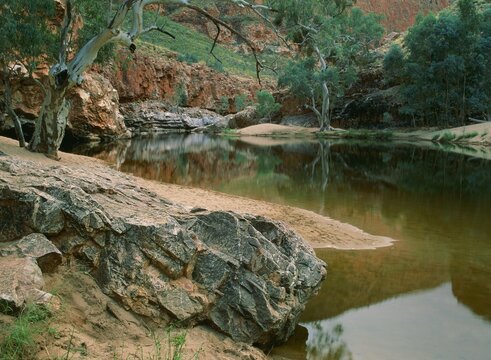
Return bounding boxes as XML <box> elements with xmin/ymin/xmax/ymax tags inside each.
<box><xmin>302</xmin><ymin>284</ymin><xmax>491</xmax><ymax>360</ymax></box>
<box><xmin>73</xmin><ymin>134</ymin><xmax>491</xmax><ymax>359</ymax></box>
<box><xmin>305</xmin><ymin>323</ymin><xmax>352</xmax><ymax>360</ymax></box>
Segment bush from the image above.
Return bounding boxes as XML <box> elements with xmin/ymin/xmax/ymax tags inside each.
<box><xmin>234</xmin><ymin>94</ymin><xmax>251</xmax><ymax>112</ymax></box>
<box><xmin>255</xmin><ymin>90</ymin><xmax>281</xmax><ymax>119</ymax></box>
<box><xmin>173</xmin><ymin>83</ymin><xmax>188</xmax><ymax>107</ymax></box>
<box><xmin>176</xmin><ymin>53</ymin><xmax>199</xmax><ymax>64</ymax></box>
<box><xmin>217</xmin><ymin>96</ymin><xmax>230</xmax><ymax>114</ymax></box>
<box><xmin>383</xmin><ymin>45</ymin><xmax>405</xmax><ymax>85</ymax></box>
<box><xmin>206</xmin><ymin>59</ymin><xmax>225</xmax><ymax>73</ymax></box>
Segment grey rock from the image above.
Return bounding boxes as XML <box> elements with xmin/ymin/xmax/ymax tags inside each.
<box><xmin>0</xmin><ymin>233</ymin><xmax>62</xmax><ymax>273</ymax></box>
<box><xmin>0</xmin><ymin>155</ymin><xmax>326</xmax><ymax>346</ymax></box>
<box><xmin>120</xmin><ymin>101</ymin><xmax>224</xmax><ymax>134</ymax></box>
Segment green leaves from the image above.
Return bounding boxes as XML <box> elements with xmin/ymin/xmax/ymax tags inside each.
<box><xmin>385</xmin><ymin>0</ymin><xmax>491</xmax><ymax>126</ymax></box>
<box><xmin>276</xmin><ymin>2</ymin><xmax>382</xmax><ymax>118</ymax></box>
<box><xmin>0</xmin><ymin>0</ymin><xmax>57</xmax><ymax>69</ymax></box>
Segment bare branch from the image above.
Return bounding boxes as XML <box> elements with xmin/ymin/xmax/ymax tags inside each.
<box><xmin>210</xmin><ymin>22</ymin><xmax>223</xmax><ymax>63</ymax></box>
<box><xmin>141</xmin><ymin>26</ymin><xmax>176</xmax><ymax>39</ymax></box>
<box><xmin>182</xmin><ymin>3</ymin><xmax>264</xmax><ymax>83</ymax></box>
<box><xmin>469</xmin><ymin>117</ymin><xmax>490</xmax><ymax>123</ymax></box>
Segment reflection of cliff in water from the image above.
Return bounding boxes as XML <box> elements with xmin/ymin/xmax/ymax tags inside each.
<box><xmin>73</xmin><ymin>134</ymin><xmax>491</xmax><ymax>323</ymax></box>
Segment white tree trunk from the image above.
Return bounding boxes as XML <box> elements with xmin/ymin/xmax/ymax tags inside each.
<box><xmin>28</xmin><ymin>81</ymin><xmax>70</xmax><ymax>159</ymax></box>
<box><xmin>315</xmin><ymin>46</ymin><xmax>331</xmax><ymax>131</ymax></box>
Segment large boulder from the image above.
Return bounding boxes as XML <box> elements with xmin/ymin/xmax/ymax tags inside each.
<box><xmin>67</xmin><ymin>72</ymin><xmax>129</xmax><ymax>141</ymax></box>
<box><xmin>0</xmin><ymin>153</ymin><xmax>326</xmax><ymax>347</ymax></box>
<box><xmin>0</xmin><ymin>70</ymin><xmax>129</xmax><ymax>142</ymax></box>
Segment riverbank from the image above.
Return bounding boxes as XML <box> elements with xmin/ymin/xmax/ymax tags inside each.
<box><xmin>0</xmin><ymin>136</ymin><xmax>393</xmax><ymax>250</ymax></box>
<box><xmin>235</xmin><ymin>122</ymin><xmax>491</xmax><ymax>147</ymax></box>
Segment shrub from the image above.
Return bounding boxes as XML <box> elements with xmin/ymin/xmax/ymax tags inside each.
<box><xmin>255</xmin><ymin>90</ymin><xmax>281</xmax><ymax>119</ymax></box>
<box><xmin>234</xmin><ymin>94</ymin><xmax>251</xmax><ymax>112</ymax></box>
<box><xmin>176</xmin><ymin>53</ymin><xmax>199</xmax><ymax>64</ymax></box>
<box><xmin>173</xmin><ymin>83</ymin><xmax>188</xmax><ymax>107</ymax></box>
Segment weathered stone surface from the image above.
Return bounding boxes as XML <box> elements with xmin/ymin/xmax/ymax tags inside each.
<box><xmin>226</xmin><ymin>106</ymin><xmax>264</xmax><ymax>129</ymax></box>
<box><xmin>0</xmin><ymin>233</ymin><xmax>62</xmax><ymax>273</ymax></box>
<box><xmin>120</xmin><ymin>101</ymin><xmax>224</xmax><ymax>134</ymax></box>
<box><xmin>67</xmin><ymin>72</ymin><xmax>130</xmax><ymax>141</ymax></box>
<box><xmin>0</xmin><ymin>153</ymin><xmax>326</xmax><ymax>346</ymax></box>
<box><xmin>0</xmin><ymin>257</ymin><xmax>52</xmax><ymax>311</ymax></box>
<box><xmin>103</xmin><ymin>49</ymin><xmax>263</xmax><ymax>112</ymax></box>
<box><xmin>0</xmin><ymin>70</ymin><xmax>129</xmax><ymax>141</ymax></box>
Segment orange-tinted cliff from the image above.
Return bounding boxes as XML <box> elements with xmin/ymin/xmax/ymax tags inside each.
<box><xmin>356</xmin><ymin>0</ymin><xmax>452</xmax><ymax>31</ymax></box>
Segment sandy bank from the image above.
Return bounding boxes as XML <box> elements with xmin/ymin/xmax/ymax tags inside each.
<box><xmin>237</xmin><ymin>123</ymin><xmax>318</xmax><ymax>136</ymax></box>
<box><xmin>236</xmin><ymin>122</ymin><xmax>491</xmax><ymax>147</ymax></box>
<box><xmin>0</xmin><ymin>136</ymin><xmax>393</xmax><ymax>250</ymax></box>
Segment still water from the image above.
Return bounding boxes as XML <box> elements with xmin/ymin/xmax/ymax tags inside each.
<box><xmin>74</xmin><ymin>134</ymin><xmax>491</xmax><ymax>360</ymax></box>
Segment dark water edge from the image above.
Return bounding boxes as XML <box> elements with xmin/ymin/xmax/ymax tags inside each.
<box><xmin>73</xmin><ymin>134</ymin><xmax>491</xmax><ymax>360</ymax></box>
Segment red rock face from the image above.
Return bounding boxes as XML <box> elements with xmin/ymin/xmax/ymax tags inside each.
<box><xmin>68</xmin><ymin>72</ymin><xmax>128</xmax><ymax>140</ymax></box>
<box><xmin>356</xmin><ymin>0</ymin><xmax>451</xmax><ymax>31</ymax></box>
<box><xmin>103</xmin><ymin>50</ymin><xmax>266</xmax><ymax>112</ymax></box>
<box><xmin>3</xmin><ymin>70</ymin><xmax>127</xmax><ymax>141</ymax></box>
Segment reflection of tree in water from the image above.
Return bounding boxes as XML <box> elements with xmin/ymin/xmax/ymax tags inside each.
<box><xmin>307</xmin><ymin>141</ymin><xmax>331</xmax><ymax>193</ymax></box>
<box><xmin>306</xmin><ymin>322</ymin><xmax>353</xmax><ymax>360</ymax></box>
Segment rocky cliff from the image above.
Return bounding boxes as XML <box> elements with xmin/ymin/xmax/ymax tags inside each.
<box><xmin>356</xmin><ymin>0</ymin><xmax>451</xmax><ymax>31</ymax></box>
<box><xmin>103</xmin><ymin>47</ymin><xmax>262</xmax><ymax>111</ymax></box>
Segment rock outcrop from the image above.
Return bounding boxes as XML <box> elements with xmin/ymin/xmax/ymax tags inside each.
<box><xmin>0</xmin><ymin>70</ymin><xmax>128</xmax><ymax>142</ymax></box>
<box><xmin>0</xmin><ymin>152</ymin><xmax>326</xmax><ymax>346</ymax></box>
<box><xmin>0</xmin><ymin>233</ymin><xmax>62</xmax><ymax>273</ymax></box>
<box><xmin>67</xmin><ymin>72</ymin><xmax>129</xmax><ymax>141</ymax></box>
<box><xmin>0</xmin><ymin>256</ymin><xmax>52</xmax><ymax>311</ymax></box>
<box><xmin>0</xmin><ymin>232</ymin><xmax>62</xmax><ymax>311</ymax></box>
<box><xmin>120</xmin><ymin>101</ymin><xmax>224</xmax><ymax>134</ymax></box>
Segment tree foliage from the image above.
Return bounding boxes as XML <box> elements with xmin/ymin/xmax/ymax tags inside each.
<box><xmin>0</xmin><ymin>0</ymin><xmax>57</xmax><ymax>146</ymax></box>
<box><xmin>272</xmin><ymin>0</ymin><xmax>383</xmax><ymax>128</ymax></box>
<box><xmin>384</xmin><ymin>0</ymin><xmax>491</xmax><ymax>126</ymax></box>
<box><xmin>256</xmin><ymin>90</ymin><xmax>281</xmax><ymax>119</ymax></box>
<box><xmin>0</xmin><ymin>0</ymin><xmax>57</xmax><ymax>72</ymax></box>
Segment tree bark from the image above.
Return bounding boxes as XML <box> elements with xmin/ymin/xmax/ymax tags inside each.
<box><xmin>1</xmin><ymin>67</ymin><xmax>26</xmax><ymax>147</ymax></box>
<box><xmin>28</xmin><ymin>81</ymin><xmax>70</xmax><ymax>159</ymax></box>
<box><xmin>315</xmin><ymin>46</ymin><xmax>331</xmax><ymax>131</ymax></box>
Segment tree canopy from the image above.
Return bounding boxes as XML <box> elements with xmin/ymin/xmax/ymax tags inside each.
<box><xmin>384</xmin><ymin>0</ymin><xmax>491</xmax><ymax>126</ymax></box>
<box><xmin>273</xmin><ymin>0</ymin><xmax>383</xmax><ymax>129</ymax></box>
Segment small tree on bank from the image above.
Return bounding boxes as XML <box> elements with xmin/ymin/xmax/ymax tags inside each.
<box><xmin>272</xmin><ymin>0</ymin><xmax>383</xmax><ymax>130</ymax></box>
<box><xmin>0</xmin><ymin>0</ymin><xmax>57</xmax><ymax>147</ymax></box>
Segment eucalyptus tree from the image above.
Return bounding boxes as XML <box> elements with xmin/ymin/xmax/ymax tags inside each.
<box><xmin>0</xmin><ymin>0</ymin><xmax>57</xmax><ymax>147</ymax></box>
<box><xmin>1</xmin><ymin>0</ymin><xmax>271</xmax><ymax>159</ymax></box>
<box><xmin>384</xmin><ymin>0</ymin><xmax>491</xmax><ymax>126</ymax></box>
<box><xmin>272</xmin><ymin>0</ymin><xmax>383</xmax><ymax>130</ymax></box>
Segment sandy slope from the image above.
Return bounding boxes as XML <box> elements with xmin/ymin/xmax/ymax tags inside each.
<box><xmin>420</xmin><ymin>122</ymin><xmax>491</xmax><ymax>145</ymax></box>
<box><xmin>237</xmin><ymin>123</ymin><xmax>318</xmax><ymax>136</ymax></box>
